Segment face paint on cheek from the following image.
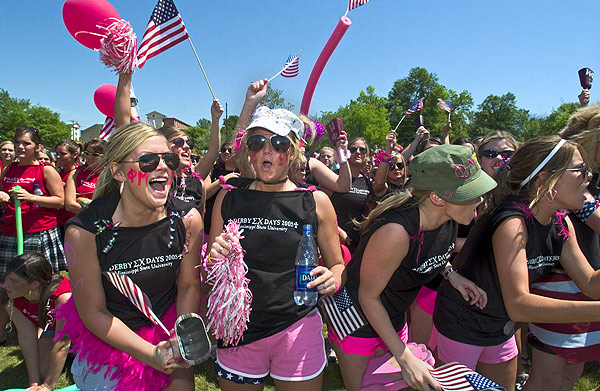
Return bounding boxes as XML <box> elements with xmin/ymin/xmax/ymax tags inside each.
<box><xmin>137</xmin><ymin>171</ymin><xmax>149</xmax><ymax>186</ymax></box>
<box><xmin>250</xmin><ymin>152</ymin><xmax>258</xmax><ymax>163</ymax></box>
<box><xmin>127</xmin><ymin>169</ymin><xmax>137</xmax><ymax>184</ymax></box>
<box><xmin>278</xmin><ymin>154</ymin><xmax>285</xmax><ymax>166</ymax></box>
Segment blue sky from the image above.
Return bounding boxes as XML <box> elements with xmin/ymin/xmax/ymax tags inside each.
<box><xmin>1</xmin><ymin>1</ymin><xmax>599</xmax><ymax>132</ymax></box>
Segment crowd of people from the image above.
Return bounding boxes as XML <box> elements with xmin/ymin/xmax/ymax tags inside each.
<box><xmin>0</xmin><ymin>79</ymin><xmax>599</xmax><ymax>391</ymax></box>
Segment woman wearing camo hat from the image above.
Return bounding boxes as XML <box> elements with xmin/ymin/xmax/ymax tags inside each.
<box><xmin>334</xmin><ymin>144</ymin><xmax>495</xmax><ymax>391</ymax></box>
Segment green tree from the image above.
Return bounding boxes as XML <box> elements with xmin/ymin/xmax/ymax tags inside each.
<box><xmin>221</xmin><ymin>114</ymin><xmax>239</xmax><ymax>144</ymax></box>
<box><xmin>185</xmin><ymin>126</ymin><xmax>210</xmax><ymax>152</ymax></box>
<box><xmin>318</xmin><ymin>86</ymin><xmax>390</xmax><ymax>149</ymax></box>
<box><xmin>0</xmin><ymin>89</ymin><xmax>70</xmax><ymax>147</ymax></box>
<box><xmin>262</xmin><ymin>85</ymin><xmax>294</xmax><ymax>111</ymax></box>
<box><xmin>468</xmin><ymin>92</ymin><xmax>530</xmax><ymax>139</ymax></box>
<box><xmin>196</xmin><ymin>118</ymin><xmax>211</xmax><ymax>129</ymax></box>
<box><xmin>386</xmin><ymin>67</ymin><xmax>473</xmax><ymax>145</ymax></box>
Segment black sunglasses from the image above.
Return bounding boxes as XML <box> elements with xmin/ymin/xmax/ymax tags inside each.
<box><xmin>84</xmin><ymin>151</ymin><xmax>104</xmax><ymax>157</ymax></box>
<box><xmin>481</xmin><ymin>149</ymin><xmax>514</xmax><ymax>159</ymax></box>
<box><xmin>349</xmin><ymin>146</ymin><xmax>368</xmax><ymax>154</ymax></box>
<box><xmin>552</xmin><ymin>163</ymin><xmax>592</xmax><ymax>177</ymax></box>
<box><xmin>121</xmin><ymin>152</ymin><xmax>180</xmax><ymax>172</ymax></box>
<box><xmin>220</xmin><ymin>147</ymin><xmax>232</xmax><ymax>153</ymax></box>
<box><xmin>172</xmin><ymin>138</ymin><xmax>194</xmax><ymax>149</ymax></box>
<box><xmin>247</xmin><ymin>134</ymin><xmax>291</xmax><ymax>153</ymax></box>
<box><xmin>388</xmin><ymin>162</ymin><xmax>405</xmax><ymax>170</ymax></box>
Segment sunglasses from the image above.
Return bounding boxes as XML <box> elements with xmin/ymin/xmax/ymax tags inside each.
<box><xmin>247</xmin><ymin>134</ymin><xmax>291</xmax><ymax>153</ymax></box>
<box><xmin>481</xmin><ymin>149</ymin><xmax>514</xmax><ymax>159</ymax></box>
<box><xmin>552</xmin><ymin>163</ymin><xmax>592</xmax><ymax>179</ymax></box>
<box><xmin>84</xmin><ymin>151</ymin><xmax>104</xmax><ymax>157</ymax></box>
<box><xmin>349</xmin><ymin>146</ymin><xmax>368</xmax><ymax>154</ymax></box>
<box><xmin>121</xmin><ymin>152</ymin><xmax>180</xmax><ymax>172</ymax></box>
<box><xmin>220</xmin><ymin>147</ymin><xmax>232</xmax><ymax>153</ymax></box>
<box><xmin>172</xmin><ymin>138</ymin><xmax>194</xmax><ymax>149</ymax></box>
<box><xmin>388</xmin><ymin>162</ymin><xmax>405</xmax><ymax>170</ymax></box>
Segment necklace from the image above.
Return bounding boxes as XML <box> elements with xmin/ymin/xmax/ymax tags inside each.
<box><xmin>255</xmin><ymin>176</ymin><xmax>289</xmax><ymax>185</ymax></box>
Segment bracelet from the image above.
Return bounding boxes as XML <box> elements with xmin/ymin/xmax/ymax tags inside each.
<box><xmin>380</xmin><ymin>156</ymin><xmax>392</xmax><ymax>164</ymax></box>
<box><xmin>443</xmin><ymin>266</ymin><xmax>455</xmax><ymax>280</ymax></box>
<box><xmin>334</xmin><ymin>281</ymin><xmax>340</xmax><ymax>293</ymax></box>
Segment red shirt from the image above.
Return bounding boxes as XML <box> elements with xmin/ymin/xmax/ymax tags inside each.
<box><xmin>13</xmin><ymin>276</ymin><xmax>71</xmax><ymax>329</ymax></box>
<box><xmin>1</xmin><ymin>163</ymin><xmax>57</xmax><ymax>235</ymax></box>
<box><xmin>57</xmin><ymin>167</ymin><xmax>77</xmax><ymax>227</ymax></box>
<box><xmin>74</xmin><ymin>165</ymin><xmax>99</xmax><ymax>200</ymax></box>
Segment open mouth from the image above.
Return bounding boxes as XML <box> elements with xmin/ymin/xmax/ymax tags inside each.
<box><xmin>262</xmin><ymin>161</ymin><xmax>273</xmax><ymax>170</ymax></box>
<box><xmin>149</xmin><ymin>177</ymin><xmax>169</xmax><ymax>194</ymax></box>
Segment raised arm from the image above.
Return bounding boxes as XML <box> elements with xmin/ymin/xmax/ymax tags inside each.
<box><xmin>234</xmin><ymin>79</ymin><xmax>268</xmax><ymax>133</ymax></box>
<box><xmin>114</xmin><ymin>73</ymin><xmax>132</xmax><ymax>127</ymax></box>
<box><xmin>401</xmin><ymin>127</ymin><xmax>429</xmax><ymax>162</ymax></box>
<box><xmin>194</xmin><ymin>99</ymin><xmax>224</xmax><ymax>178</ymax></box>
<box><xmin>309</xmin><ymin>130</ymin><xmax>351</xmax><ymax>193</ymax></box>
<box><xmin>373</xmin><ymin>131</ymin><xmax>396</xmax><ymax>197</ymax></box>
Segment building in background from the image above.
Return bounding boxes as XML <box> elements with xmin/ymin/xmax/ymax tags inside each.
<box><xmin>80</xmin><ymin>112</ymin><xmax>189</xmax><ymax>142</ymax></box>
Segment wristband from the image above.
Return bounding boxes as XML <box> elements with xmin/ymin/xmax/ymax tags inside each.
<box><xmin>334</xmin><ymin>281</ymin><xmax>340</xmax><ymax>293</ymax></box>
<box><xmin>380</xmin><ymin>156</ymin><xmax>392</xmax><ymax>164</ymax></box>
<box><xmin>443</xmin><ymin>266</ymin><xmax>455</xmax><ymax>280</ymax></box>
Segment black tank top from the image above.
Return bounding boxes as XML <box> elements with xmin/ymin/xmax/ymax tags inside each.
<box><xmin>434</xmin><ymin>195</ymin><xmax>567</xmax><ymax>346</ymax></box>
<box><xmin>172</xmin><ymin>170</ymin><xmax>203</xmax><ymax>211</ymax></box>
<box><xmin>66</xmin><ymin>193</ymin><xmax>192</xmax><ymax>330</ymax></box>
<box><xmin>345</xmin><ymin>205</ymin><xmax>457</xmax><ymax>338</ymax></box>
<box><xmin>330</xmin><ymin>175</ymin><xmax>372</xmax><ymax>253</ymax></box>
<box><xmin>220</xmin><ymin>177</ymin><xmax>318</xmax><ymax>345</ymax></box>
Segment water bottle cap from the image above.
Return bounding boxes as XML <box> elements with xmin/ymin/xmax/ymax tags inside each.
<box><xmin>302</xmin><ymin>224</ymin><xmax>313</xmax><ymax>233</ymax></box>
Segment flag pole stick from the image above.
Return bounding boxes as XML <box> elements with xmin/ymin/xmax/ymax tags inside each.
<box><xmin>393</xmin><ymin>115</ymin><xmax>406</xmax><ymax>132</ymax></box>
<box><xmin>187</xmin><ymin>37</ymin><xmax>215</xmax><ymax>100</ymax></box>
<box><xmin>448</xmin><ymin>112</ymin><xmax>451</xmax><ymax>122</ymax></box>
<box><xmin>268</xmin><ymin>61</ymin><xmax>294</xmax><ymax>83</ymax></box>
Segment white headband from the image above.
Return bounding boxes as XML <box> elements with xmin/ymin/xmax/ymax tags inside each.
<box><xmin>520</xmin><ymin>139</ymin><xmax>567</xmax><ymax>187</ymax></box>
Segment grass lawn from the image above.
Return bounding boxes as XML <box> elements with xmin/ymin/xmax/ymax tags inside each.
<box><xmin>1</xmin><ymin>325</ymin><xmax>598</xmax><ymax>390</ymax></box>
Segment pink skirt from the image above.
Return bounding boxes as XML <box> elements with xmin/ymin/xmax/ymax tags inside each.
<box><xmin>55</xmin><ymin>298</ymin><xmax>177</xmax><ymax>391</ymax></box>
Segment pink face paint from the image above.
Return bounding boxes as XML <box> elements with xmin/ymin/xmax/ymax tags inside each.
<box><xmin>278</xmin><ymin>154</ymin><xmax>285</xmax><ymax>166</ymax></box>
<box><xmin>72</xmin><ymin>278</ymin><xmax>84</xmax><ymax>292</ymax></box>
<box><xmin>64</xmin><ymin>239</ymin><xmax>77</xmax><ymax>268</ymax></box>
<box><xmin>250</xmin><ymin>152</ymin><xmax>258</xmax><ymax>163</ymax></box>
<box><xmin>137</xmin><ymin>171</ymin><xmax>149</xmax><ymax>186</ymax></box>
<box><xmin>127</xmin><ymin>169</ymin><xmax>137</xmax><ymax>184</ymax></box>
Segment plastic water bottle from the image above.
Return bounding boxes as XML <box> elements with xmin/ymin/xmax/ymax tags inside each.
<box><xmin>33</xmin><ymin>184</ymin><xmax>44</xmax><ymax>196</ymax></box>
<box><xmin>294</xmin><ymin>224</ymin><xmax>318</xmax><ymax>306</ymax></box>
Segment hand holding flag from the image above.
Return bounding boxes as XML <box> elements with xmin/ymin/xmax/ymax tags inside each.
<box><xmin>269</xmin><ymin>51</ymin><xmax>302</xmax><ymax>82</ymax></box>
<box><xmin>437</xmin><ymin>98</ymin><xmax>453</xmax><ymax>121</ymax></box>
<box><xmin>393</xmin><ymin>98</ymin><xmax>423</xmax><ymax>131</ymax></box>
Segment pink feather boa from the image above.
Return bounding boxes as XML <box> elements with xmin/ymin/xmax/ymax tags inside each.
<box><xmin>55</xmin><ymin>298</ymin><xmax>176</xmax><ymax>391</ymax></box>
<box><xmin>98</xmin><ymin>18</ymin><xmax>137</xmax><ymax>74</ymax></box>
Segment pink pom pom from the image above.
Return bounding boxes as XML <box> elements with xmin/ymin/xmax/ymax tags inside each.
<box><xmin>313</xmin><ymin>120</ymin><xmax>325</xmax><ymax>141</ymax></box>
<box><xmin>98</xmin><ymin>18</ymin><xmax>137</xmax><ymax>74</ymax></box>
<box><xmin>233</xmin><ymin>130</ymin><xmax>246</xmax><ymax>151</ymax></box>
<box><xmin>206</xmin><ymin>221</ymin><xmax>252</xmax><ymax>346</ymax></box>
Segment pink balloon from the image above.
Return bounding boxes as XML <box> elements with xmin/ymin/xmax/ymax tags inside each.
<box><xmin>300</xmin><ymin>16</ymin><xmax>352</xmax><ymax>116</ymax></box>
<box><xmin>62</xmin><ymin>0</ymin><xmax>120</xmax><ymax>50</ymax></box>
<box><xmin>94</xmin><ymin>84</ymin><xmax>117</xmax><ymax>118</ymax></box>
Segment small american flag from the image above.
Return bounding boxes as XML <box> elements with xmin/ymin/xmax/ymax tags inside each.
<box><xmin>348</xmin><ymin>0</ymin><xmax>372</xmax><ymax>11</ymax></box>
<box><xmin>104</xmin><ymin>272</ymin><xmax>170</xmax><ymax>335</ymax></box>
<box><xmin>281</xmin><ymin>52</ymin><xmax>301</xmax><ymax>78</ymax></box>
<box><xmin>430</xmin><ymin>362</ymin><xmax>505</xmax><ymax>391</ymax></box>
<box><xmin>405</xmin><ymin>98</ymin><xmax>424</xmax><ymax>116</ymax></box>
<box><xmin>319</xmin><ymin>287</ymin><xmax>366</xmax><ymax>340</ymax></box>
<box><xmin>437</xmin><ymin>98</ymin><xmax>453</xmax><ymax>113</ymax></box>
<box><xmin>137</xmin><ymin>0</ymin><xmax>189</xmax><ymax>69</ymax></box>
<box><xmin>99</xmin><ymin>116</ymin><xmax>116</xmax><ymax>140</ymax></box>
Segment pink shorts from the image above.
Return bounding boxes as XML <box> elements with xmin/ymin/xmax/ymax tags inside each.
<box><xmin>429</xmin><ymin>325</ymin><xmax>518</xmax><ymax>370</ymax></box>
<box><xmin>416</xmin><ymin>285</ymin><xmax>437</xmax><ymax>315</ymax></box>
<box><xmin>216</xmin><ymin>311</ymin><xmax>326</xmax><ymax>382</ymax></box>
<box><xmin>336</xmin><ymin>323</ymin><xmax>409</xmax><ymax>356</ymax></box>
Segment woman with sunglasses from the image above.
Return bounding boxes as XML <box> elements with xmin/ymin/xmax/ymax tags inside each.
<box><xmin>1</xmin><ymin>251</ymin><xmax>71</xmax><ymax>391</ymax></box>
<box><xmin>477</xmin><ymin>131</ymin><xmax>519</xmax><ymax>178</ymax></box>
<box><xmin>64</xmin><ymin>139</ymin><xmax>106</xmax><ymax>215</ymax></box>
<box><xmin>115</xmin><ymin>72</ymin><xmax>224</xmax><ymax>213</ymax></box>
<box><xmin>330</xmin><ymin>137</ymin><xmax>372</xmax><ymax>253</ymax></box>
<box><xmin>56</xmin><ymin>122</ymin><xmax>204</xmax><ymax>391</ymax></box>
<box><xmin>208</xmin><ymin>95</ymin><xmax>344</xmax><ymax>389</ymax></box>
<box><xmin>373</xmin><ymin>130</ymin><xmax>408</xmax><ymax>199</ymax></box>
<box><xmin>431</xmin><ymin>136</ymin><xmax>600</xmax><ymax>390</ymax></box>
<box><xmin>514</xmin><ymin>106</ymin><xmax>600</xmax><ymax>391</ymax></box>
<box><xmin>335</xmin><ymin>144</ymin><xmax>493</xmax><ymax>391</ymax></box>
<box><xmin>0</xmin><ymin>127</ymin><xmax>66</xmax><ymax>276</ymax></box>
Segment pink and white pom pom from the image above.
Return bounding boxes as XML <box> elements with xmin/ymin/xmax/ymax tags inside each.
<box><xmin>98</xmin><ymin>18</ymin><xmax>137</xmax><ymax>74</ymax></box>
<box><xmin>206</xmin><ymin>220</ymin><xmax>252</xmax><ymax>346</ymax></box>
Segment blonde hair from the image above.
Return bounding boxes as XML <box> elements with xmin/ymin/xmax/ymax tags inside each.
<box><xmin>560</xmin><ymin>104</ymin><xmax>600</xmax><ymax>171</ymax></box>
<box><xmin>481</xmin><ymin>135</ymin><xmax>585</xmax><ymax>216</ymax></box>
<box><xmin>235</xmin><ymin>113</ymin><xmax>314</xmax><ymax>178</ymax></box>
<box><xmin>476</xmin><ymin>130</ymin><xmax>520</xmax><ymax>161</ymax></box>
<box><xmin>94</xmin><ymin>122</ymin><xmax>164</xmax><ymax>199</ymax></box>
<box><xmin>158</xmin><ymin>125</ymin><xmax>187</xmax><ymax>143</ymax></box>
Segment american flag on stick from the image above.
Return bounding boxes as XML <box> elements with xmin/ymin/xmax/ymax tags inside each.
<box><xmin>104</xmin><ymin>272</ymin><xmax>170</xmax><ymax>335</ymax></box>
<box><xmin>405</xmin><ymin>98</ymin><xmax>424</xmax><ymax>115</ymax></box>
<box><xmin>319</xmin><ymin>287</ymin><xmax>366</xmax><ymax>340</ymax></box>
<box><xmin>430</xmin><ymin>362</ymin><xmax>505</xmax><ymax>391</ymax></box>
<box><xmin>437</xmin><ymin>99</ymin><xmax>453</xmax><ymax>113</ymax></box>
<box><xmin>348</xmin><ymin>0</ymin><xmax>372</xmax><ymax>11</ymax></box>
<box><xmin>137</xmin><ymin>0</ymin><xmax>189</xmax><ymax>69</ymax></box>
<box><xmin>281</xmin><ymin>52</ymin><xmax>301</xmax><ymax>78</ymax></box>
<box><xmin>99</xmin><ymin>117</ymin><xmax>116</xmax><ymax>140</ymax></box>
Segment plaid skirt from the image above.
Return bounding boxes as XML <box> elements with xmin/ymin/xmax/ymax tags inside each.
<box><xmin>0</xmin><ymin>226</ymin><xmax>67</xmax><ymax>276</ymax></box>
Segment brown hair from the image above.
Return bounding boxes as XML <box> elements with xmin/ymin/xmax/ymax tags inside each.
<box><xmin>14</xmin><ymin>126</ymin><xmax>41</xmax><ymax>145</ymax></box>
<box><xmin>84</xmin><ymin>138</ymin><xmax>107</xmax><ymax>155</ymax></box>
<box><xmin>560</xmin><ymin>104</ymin><xmax>600</xmax><ymax>171</ymax></box>
<box><xmin>476</xmin><ymin>130</ymin><xmax>519</xmax><ymax>161</ymax></box>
